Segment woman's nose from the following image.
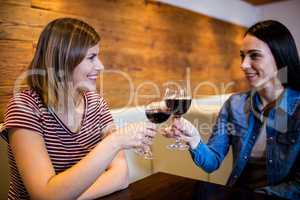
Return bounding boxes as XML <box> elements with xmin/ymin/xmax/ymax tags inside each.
<box><xmin>95</xmin><ymin>58</ymin><xmax>104</xmax><ymax>71</ymax></box>
<box><xmin>240</xmin><ymin>57</ymin><xmax>251</xmax><ymax>70</ymax></box>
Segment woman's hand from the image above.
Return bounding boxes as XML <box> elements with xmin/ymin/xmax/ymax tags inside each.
<box><xmin>163</xmin><ymin>117</ymin><xmax>202</xmax><ymax>149</ymax></box>
<box><xmin>111</xmin><ymin>122</ymin><xmax>158</xmax><ymax>150</ymax></box>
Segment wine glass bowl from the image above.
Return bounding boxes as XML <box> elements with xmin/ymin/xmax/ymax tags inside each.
<box><xmin>145</xmin><ymin>102</ymin><xmax>171</xmax><ymax>124</ymax></box>
<box><xmin>165</xmin><ymin>98</ymin><xmax>192</xmax><ymax>117</ymax></box>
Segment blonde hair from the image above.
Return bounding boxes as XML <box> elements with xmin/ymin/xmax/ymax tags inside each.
<box><xmin>27</xmin><ymin>18</ymin><xmax>100</xmax><ymax>107</ymax></box>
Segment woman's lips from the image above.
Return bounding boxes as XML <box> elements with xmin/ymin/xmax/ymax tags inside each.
<box><xmin>87</xmin><ymin>74</ymin><xmax>98</xmax><ymax>80</ymax></box>
<box><xmin>245</xmin><ymin>73</ymin><xmax>258</xmax><ymax>81</ymax></box>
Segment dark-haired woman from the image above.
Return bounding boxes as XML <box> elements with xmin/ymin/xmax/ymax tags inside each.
<box><xmin>165</xmin><ymin>20</ymin><xmax>300</xmax><ymax>199</ymax></box>
<box><xmin>0</xmin><ymin>18</ymin><xmax>156</xmax><ymax>200</ymax></box>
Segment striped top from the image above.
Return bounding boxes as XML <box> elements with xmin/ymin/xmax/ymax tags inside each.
<box><xmin>1</xmin><ymin>89</ymin><xmax>114</xmax><ymax>200</ymax></box>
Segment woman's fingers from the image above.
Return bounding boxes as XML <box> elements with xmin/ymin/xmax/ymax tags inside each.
<box><xmin>162</xmin><ymin>129</ymin><xmax>173</xmax><ymax>138</ymax></box>
<box><xmin>133</xmin><ymin>126</ymin><xmax>156</xmax><ymax>147</ymax></box>
<box><xmin>178</xmin><ymin>134</ymin><xmax>192</xmax><ymax>143</ymax></box>
<box><xmin>171</xmin><ymin>124</ymin><xmax>184</xmax><ymax>134</ymax></box>
<box><xmin>142</xmin><ymin>136</ymin><xmax>154</xmax><ymax>146</ymax></box>
<box><xmin>115</xmin><ymin>121</ymin><xmax>159</xmax><ymax>149</ymax></box>
<box><xmin>162</xmin><ymin>126</ymin><xmax>179</xmax><ymax>138</ymax></box>
<box><xmin>144</xmin><ymin>128</ymin><xmax>157</xmax><ymax>137</ymax></box>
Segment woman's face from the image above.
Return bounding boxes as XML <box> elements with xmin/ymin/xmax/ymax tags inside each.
<box><xmin>240</xmin><ymin>34</ymin><xmax>279</xmax><ymax>89</ymax></box>
<box><xmin>72</xmin><ymin>43</ymin><xmax>104</xmax><ymax>92</ymax></box>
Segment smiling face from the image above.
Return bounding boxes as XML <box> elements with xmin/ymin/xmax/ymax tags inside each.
<box><xmin>240</xmin><ymin>34</ymin><xmax>279</xmax><ymax>89</ymax></box>
<box><xmin>72</xmin><ymin>43</ymin><xmax>104</xmax><ymax>92</ymax></box>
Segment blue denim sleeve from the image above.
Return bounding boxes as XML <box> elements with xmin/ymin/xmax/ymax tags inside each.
<box><xmin>189</xmin><ymin>98</ymin><xmax>232</xmax><ymax>173</ymax></box>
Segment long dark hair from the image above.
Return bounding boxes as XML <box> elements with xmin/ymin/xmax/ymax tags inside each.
<box><xmin>245</xmin><ymin>20</ymin><xmax>300</xmax><ymax>90</ymax></box>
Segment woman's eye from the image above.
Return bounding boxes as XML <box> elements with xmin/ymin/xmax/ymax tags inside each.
<box><xmin>250</xmin><ymin>53</ymin><xmax>261</xmax><ymax>59</ymax></box>
<box><xmin>88</xmin><ymin>55</ymin><xmax>96</xmax><ymax>60</ymax></box>
<box><xmin>240</xmin><ymin>53</ymin><xmax>245</xmax><ymax>61</ymax></box>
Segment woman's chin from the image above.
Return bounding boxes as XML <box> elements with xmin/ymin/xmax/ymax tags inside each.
<box><xmin>249</xmin><ymin>81</ymin><xmax>272</xmax><ymax>91</ymax></box>
<box><xmin>86</xmin><ymin>86</ymin><xmax>97</xmax><ymax>92</ymax></box>
<box><xmin>77</xmin><ymin>85</ymin><xmax>97</xmax><ymax>92</ymax></box>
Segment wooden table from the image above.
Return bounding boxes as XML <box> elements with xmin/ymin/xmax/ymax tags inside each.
<box><xmin>98</xmin><ymin>172</ymin><xmax>286</xmax><ymax>200</ymax></box>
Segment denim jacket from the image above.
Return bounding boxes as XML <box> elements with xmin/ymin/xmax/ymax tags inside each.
<box><xmin>190</xmin><ymin>87</ymin><xmax>300</xmax><ymax>200</ymax></box>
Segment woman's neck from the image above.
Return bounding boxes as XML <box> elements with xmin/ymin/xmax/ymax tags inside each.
<box><xmin>53</xmin><ymin>90</ymin><xmax>84</xmax><ymax>113</ymax></box>
<box><xmin>257</xmin><ymin>79</ymin><xmax>284</xmax><ymax>107</ymax></box>
<box><xmin>52</xmin><ymin>90</ymin><xmax>85</xmax><ymax>132</ymax></box>
<box><xmin>72</xmin><ymin>90</ymin><xmax>84</xmax><ymax>107</ymax></box>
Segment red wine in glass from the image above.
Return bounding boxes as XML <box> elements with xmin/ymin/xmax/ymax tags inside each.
<box><xmin>141</xmin><ymin>102</ymin><xmax>170</xmax><ymax>159</ymax></box>
<box><xmin>145</xmin><ymin>109</ymin><xmax>171</xmax><ymax>124</ymax></box>
<box><xmin>165</xmin><ymin>98</ymin><xmax>192</xmax><ymax>116</ymax></box>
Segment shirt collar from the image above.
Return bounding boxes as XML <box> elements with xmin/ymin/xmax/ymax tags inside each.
<box><xmin>250</xmin><ymin>91</ymin><xmax>265</xmax><ymax>122</ymax></box>
<box><xmin>250</xmin><ymin>87</ymin><xmax>300</xmax><ymax>117</ymax></box>
<box><xmin>277</xmin><ymin>87</ymin><xmax>300</xmax><ymax>115</ymax></box>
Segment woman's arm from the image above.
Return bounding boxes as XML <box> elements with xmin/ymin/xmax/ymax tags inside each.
<box><xmin>166</xmin><ymin>100</ymin><xmax>232</xmax><ymax>173</ymax></box>
<box><xmin>77</xmin><ymin>126</ymin><xmax>129</xmax><ymax>200</ymax></box>
<box><xmin>9</xmin><ymin>122</ymin><xmax>155</xmax><ymax>200</ymax></box>
<box><xmin>9</xmin><ymin>128</ymin><xmax>121</xmax><ymax>200</ymax></box>
<box><xmin>190</xmin><ymin>102</ymin><xmax>233</xmax><ymax>172</ymax></box>
<box><xmin>77</xmin><ymin>151</ymin><xmax>129</xmax><ymax>200</ymax></box>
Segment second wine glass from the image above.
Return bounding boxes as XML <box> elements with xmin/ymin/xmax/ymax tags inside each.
<box><xmin>164</xmin><ymin>80</ymin><xmax>192</xmax><ymax>150</ymax></box>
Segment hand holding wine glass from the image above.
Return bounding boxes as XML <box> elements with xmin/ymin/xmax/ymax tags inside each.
<box><xmin>113</xmin><ymin>122</ymin><xmax>157</xmax><ymax>159</ymax></box>
<box><xmin>164</xmin><ymin>117</ymin><xmax>202</xmax><ymax>149</ymax></box>
<box><xmin>139</xmin><ymin>101</ymin><xmax>171</xmax><ymax>159</ymax></box>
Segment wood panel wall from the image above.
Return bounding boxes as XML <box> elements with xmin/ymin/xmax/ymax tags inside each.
<box><xmin>0</xmin><ymin>0</ymin><xmax>249</xmax><ymax>122</ymax></box>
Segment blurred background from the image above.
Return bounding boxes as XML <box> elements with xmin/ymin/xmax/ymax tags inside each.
<box><xmin>1</xmin><ymin>0</ymin><xmax>300</xmax><ymax>117</ymax></box>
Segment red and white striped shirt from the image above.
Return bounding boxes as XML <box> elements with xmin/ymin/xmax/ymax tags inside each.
<box><xmin>1</xmin><ymin>89</ymin><xmax>114</xmax><ymax>200</ymax></box>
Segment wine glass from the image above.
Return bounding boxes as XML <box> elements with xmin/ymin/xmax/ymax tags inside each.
<box><xmin>137</xmin><ymin>101</ymin><xmax>171</xmax><ymax>159</ymax></box>
<box><xmin>164</xmin><ymin>80</ymin><xmax>192</xmax><ymax>150</ymax></box>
